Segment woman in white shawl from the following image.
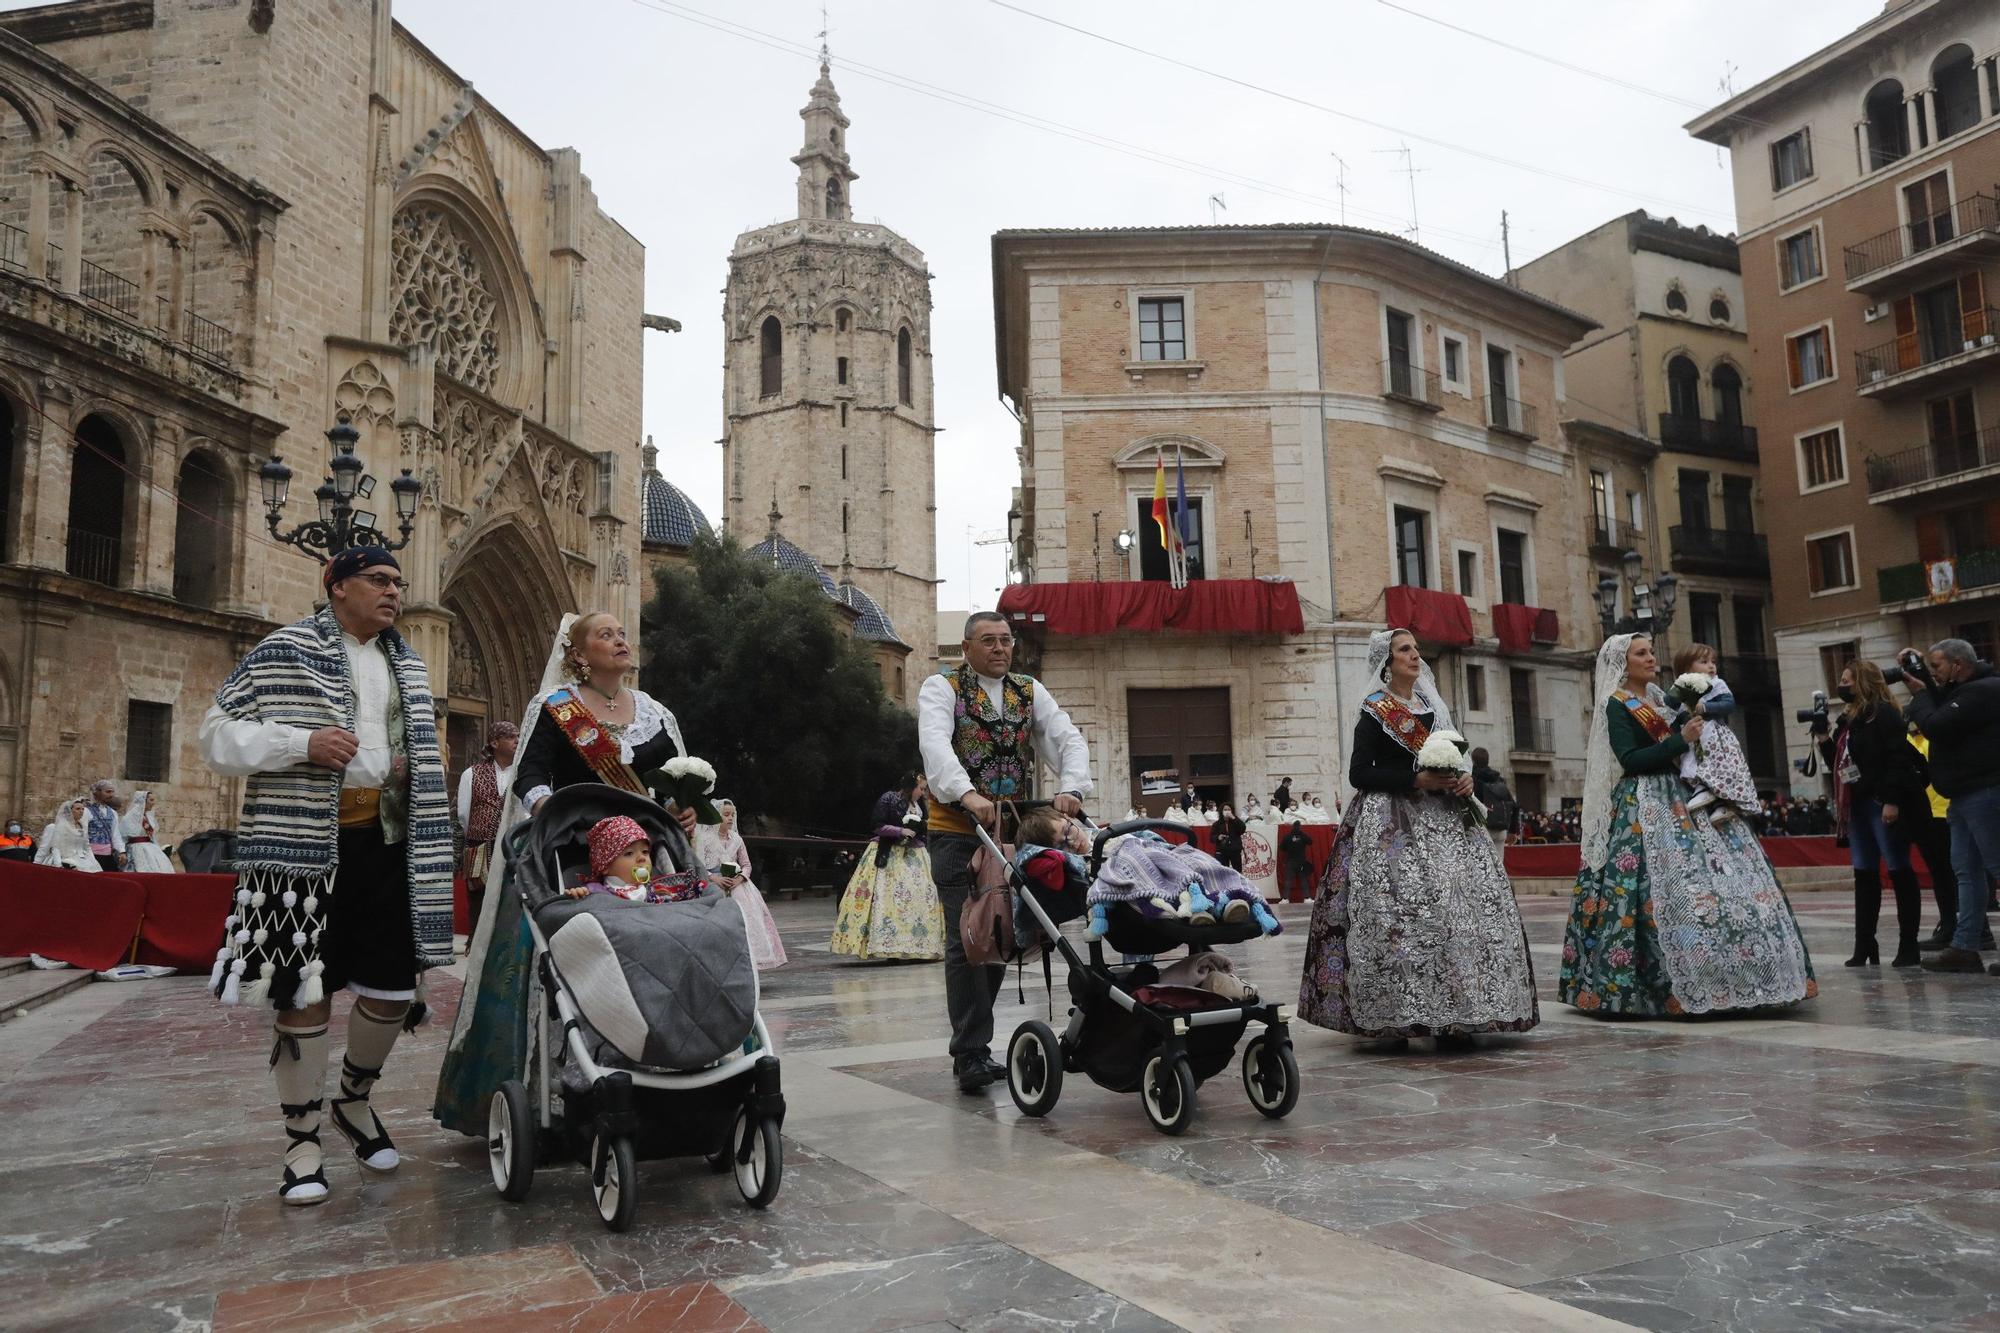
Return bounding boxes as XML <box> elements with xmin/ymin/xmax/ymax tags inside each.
<box><xmin>1298</xmin><ymin>628</ymin><xmax>1538</xmax><ymax>1045</ymax></box>
<box><xmin>120</xmin><ymin>791</ymin><xmax>174</xmax><ymax>873</ymax></box>
<box><xmin>34</xmin><ymin>799</ymin><xmax>100</xmax><ymax>872</ymax></box>
<box><xmin>433</xmin><ymin>611</ymin><xmax>692</xmax><ymax>1136</ymax></box>
<box><xmin>1559</xmin><ymin>633</ymin><xmax>1815</xmax><ymax>1017</ymax></box>
<box><xmin>696</xmin><ymin>797</ymin><xmax>786</xmax><ymax>969</ymax></box>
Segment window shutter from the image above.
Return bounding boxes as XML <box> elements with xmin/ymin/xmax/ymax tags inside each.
<box><xmin>1786</xmin><ymin>334</ymin><xmax>1803</xmax><ymax>389</ymax></box>
<box><xmin>1801</xmin><ymin>127</ymin><xmax>1813</xmax><ymax>177</ymax></box>
<box><xmin>1917</xmin><ymin>513</ymin><xmax>1946</xmax><ymax>562</ymax></box>
<box><xmin>1807</xmin><ymin>539</ymin><xmax>1825</xmax><ymax>592</ymax></box>
<box><xmin>1961</xmin><ymin>272</ymin><xmax>1988</xmax><ymax>342</ymax></box>
<box><xmin>1983</xmin><ymin>499</ymin><xmax>2000</xmax><ymax>548</ymax></box>
<box><xmin>1894</xmin><ymin>297</ymin><xmax>1919</xmax><ymax>371</ymax></box>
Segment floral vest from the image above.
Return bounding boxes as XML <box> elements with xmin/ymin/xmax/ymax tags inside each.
<box><xmin>465</xmin><ymin>759</ymin><xmax>505</xmax><ymax>844</ymax></box>
<box><xmin>929</xmin><ymin>665</ymin><xmax>1036</xmax><ymax>835</ymax></box>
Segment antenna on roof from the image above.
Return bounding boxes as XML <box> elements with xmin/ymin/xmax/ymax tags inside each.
<box><xmin>1330</xmin><ymin>152</ymin><xmax>1349</xmax><ymax>226</ymax></box>
<box><xmin>1374</xmin><ymin>142</ymin><xmax>1423</xmax><ymax>244</ymax></box>
<box><xmin>1207</xmin><ymin>191</ymin><xmax>1227</xmax><ymax>225</ymax></box>
<box><xmin>816</xmin><ymin>2</ymin><xmax>834</xmax><ymax>65</ymax></box>
<box><xmin>1714</xmin><ymin>62</ymin><xmax>1738</xmax><ymax>169</ymax></box>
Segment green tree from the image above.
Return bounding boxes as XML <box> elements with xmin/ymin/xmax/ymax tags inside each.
<box><xmin>638</xmin><ymin>535</ymin><xmax>917</xmax><ymax>832</ymax></box>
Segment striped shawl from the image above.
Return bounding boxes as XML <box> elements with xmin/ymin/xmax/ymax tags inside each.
<box><xmin>210</xmin><ymin>607</ymin><xmax>455</xmax><ymax>1009</ymax></box>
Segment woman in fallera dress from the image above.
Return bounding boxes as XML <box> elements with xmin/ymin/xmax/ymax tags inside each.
<box><xmin>1298</xmin><ymin>628</ymin><xmax>1539</xmax><ymax>1045</ymax></box>
<box><xmin>830</xmin><ymin>774</ymin><xmax>945</xmax><ymax>961</ymax></box>
<box><xmin>1559</xmin><ymin>633</ymin><xmax>1816</xmax><ymax>1017</ymax></box>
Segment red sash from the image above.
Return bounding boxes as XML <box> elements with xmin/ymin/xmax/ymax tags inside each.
<box><xmin>1616</xmin><ymin>691</ymin><xmax>1673</xmax><ymax>743</ymax></box>
<box><xmin>1363</xmin><ymin>689</ymin><xmax>1432</xmax><ymax>756</ymax></box>
<box><xmin>543</xmin><ymin>688</ymin><xmax>648</xmax><ymax>794</ymax></box>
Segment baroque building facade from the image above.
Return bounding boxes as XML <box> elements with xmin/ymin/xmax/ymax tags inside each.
<box><xmin>720</xmin><ymin>59</ymin><xmax>936</xmax><ymax>706</ymax></box>
<box><xmin>0</xmin><ymin>0</ymin><xmax>645</xmax><ymax>830</ymax></box>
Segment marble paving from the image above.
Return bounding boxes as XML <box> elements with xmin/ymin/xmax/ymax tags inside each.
<box><xmin>4</xmin><ymin>891</ymin><xmax>1999</xmax><ymax>1331</ymax></box>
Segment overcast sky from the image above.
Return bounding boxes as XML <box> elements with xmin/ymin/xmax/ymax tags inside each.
<box><xmin>232</xmin><ymin>2</ymin><xmax>1909</xmax><ymax>612</ymax></box>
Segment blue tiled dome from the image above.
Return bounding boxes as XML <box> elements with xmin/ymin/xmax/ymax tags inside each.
<box><xmin>747</xmin><ymin>532</ymin><xmax>838</xmax><ymax>597</ymax></box>
<box><xmin>836</xmin><ymin>579</ymin><xmax>905</xmax><ymax>646</ymax></box>
<box><xmin>638</xmin><ymin>441</ymin><xmax>713</xmax><ymax>549</ymax></box>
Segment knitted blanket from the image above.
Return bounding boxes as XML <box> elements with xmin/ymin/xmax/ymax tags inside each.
<box><xmin>209</xmin><ymin>607</ymin><xmax>455</xmax><ymax>1009</ymax></box>
<box><xmin>1088</xmin><ymin>838</ymin><xmax>1262</xmax><ymax>908</ymax></box>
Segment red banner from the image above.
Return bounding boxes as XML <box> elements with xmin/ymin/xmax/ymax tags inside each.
<box><xmin>997</xmin><ymin>579</ymin><xmax>1306</xmax><ymax>637</ymax></box>
<box><xmin>1383</xmin><ymin>585</ymin><xmax>1474</xmax><ymax>647</ymax></box>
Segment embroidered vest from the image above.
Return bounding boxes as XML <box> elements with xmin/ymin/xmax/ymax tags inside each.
<box><xmin>929</xmin><ymin>666</ymin><xmax>1036</xmax><ymax>835</ymax></box>
<box><xmin>85</xmin><ymin>803</ymin><xmax>118</xmax><ymax>854</ymax></box>
<box><xmin>465</xmin><ymin>760</ymin><xmax>505</xmax><ymax>844</ymax></box>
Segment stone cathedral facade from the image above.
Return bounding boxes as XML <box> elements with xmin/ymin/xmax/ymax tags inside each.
<box><xmin>0</xmin><ymin>0</ymin><xmax>645</xmax><ymax>829</ymax></box>
<box><xmin>721</xmin><ymin>60</ymin><xmax>938</xmax><ymax>706</ymax></box>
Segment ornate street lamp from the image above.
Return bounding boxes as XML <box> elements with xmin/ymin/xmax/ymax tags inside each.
<box><xmin>1594</xmin><ymin>549</ymin><xmax>1679</xmax><ymax>638</ymax></box>
<box><xmin>258</xmin><ymin>414</ymin><xmax>421</xmax><ymax>565</ymax></box>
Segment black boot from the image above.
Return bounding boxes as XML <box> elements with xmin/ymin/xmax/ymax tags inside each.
<box><xmin>1846</xmin><ymin>867</ymin><xmax>1881</xmax><ymax>966</ymax></box>
<box><xmin>1890</xmin><ymin>867</ymin><xmax>1923</xmax><ymax>967</ymax></box>
<box><xmin>1920</xmin><ymin>832</ymin><xmax>1957</xmax><ymax>950</ymax></box>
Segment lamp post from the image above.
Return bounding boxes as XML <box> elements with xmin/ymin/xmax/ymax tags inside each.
<box><xmin>1594</xmin><ymin>548</ymin><xmax>1679</xmax><ymax>639</ymax></box>
<box><xmin>258</xmin><ymin>414</ymin><xmax>421</xmax><ymax>565</ymax></box>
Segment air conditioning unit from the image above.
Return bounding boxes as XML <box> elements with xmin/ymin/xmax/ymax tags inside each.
<box><xmin>1863</xmin><ymin>304</ymin><xmax>1887</xmax><ymax>323</ymax></box>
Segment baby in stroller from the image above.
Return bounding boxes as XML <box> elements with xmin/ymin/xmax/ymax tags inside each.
<box><xmin>562</xmin><ymin>815</ymin><xmax>706</xmax><ymax>904</ymax></box>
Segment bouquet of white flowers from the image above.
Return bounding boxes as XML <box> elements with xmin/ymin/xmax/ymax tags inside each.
<box><xmin>642</xmin><ymin>755</ymin><xmax>723</xmax><ymax>825</ymax></box>
<box><xmin>1668</xmin><ymin>672</ymin><xmax>1713</xmax><ymax>759</ymax></box>
<box><xmin>1414</xmin><ymin>729</ymin><xmax>1487</xmax><ymax>830</ymax></box>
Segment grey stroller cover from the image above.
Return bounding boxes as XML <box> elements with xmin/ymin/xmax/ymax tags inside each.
<box><xmin>521</xmin><ymin>786</ymin><xmax>758</xmax><ymax>1070</ymax></box>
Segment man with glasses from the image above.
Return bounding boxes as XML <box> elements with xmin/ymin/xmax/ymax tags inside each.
<box><xmin>918</xmin><ymin>611</ymin><xmax>1092</xmax><ymax>1092</ymax></box>
<box><xmin>199</xmin><ymin>545</ymin><xmax>455</xmax><ymax>1205</ymax></box>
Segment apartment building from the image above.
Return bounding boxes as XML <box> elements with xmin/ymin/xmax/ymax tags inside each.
<box><xmin>1691</xmin><ymin>0</ymin><xmax>2000</xmax><ymax>777</ymax></box>
<box><xmin>991</xmin><ymin>225</ymin><xmax>1596</xmax><ymax>815</ymax></box>
<box><xmin>1515</xmin><ymin>211</ymin><xmax>1787</xmax><ymax>790</ymax></box>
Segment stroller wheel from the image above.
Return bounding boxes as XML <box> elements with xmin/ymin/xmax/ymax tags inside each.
<box><xmin>1007</xmin><ymin>1020</ymin><xmax>1064</xmax><ymax>1118</ymax></box>
<box><xmin>1241</xmin><ymin>1034</ymin><xmax>1301</xmax><ymax>1120</ymax></box>
<box><xmin>731</xmin><ymin>1106</ymin><xmax>783</xmax><ymax>1209</ymax></box>
<box><xmin>590</xmin><ymin>1133</ymin><xmax>638</xmax><ymax>1232</ymax></box>
<box><xmin>1141</xmin><ymin>1051</ymin><xmax>1197</xmax><ymax>1136</ymax></box>
<box><xmin>488</xmin><ymin>1080</ymin><xmax>535</xmax><ymax>1202</ymax></box>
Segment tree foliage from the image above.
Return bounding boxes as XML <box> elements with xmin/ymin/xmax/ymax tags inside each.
<box><xmin>638</xmin><ymin>535</ymin><xmax>917</xmax><ymax>833</ymax></box>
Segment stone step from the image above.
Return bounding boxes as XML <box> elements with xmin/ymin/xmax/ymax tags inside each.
<box><xmin>0</xmin><ymin>967</ymin><xmax>94</xmax><ymax>1022</ymax></box>
<box><xmin>0</xmin><ymin>957</ymin><xmax>28</xmax><ymax>980</ymax></box>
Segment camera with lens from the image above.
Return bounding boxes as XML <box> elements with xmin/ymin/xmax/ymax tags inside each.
<box><xmin>1882</xmin><ymin>648</ymin><xmax>1928</xmax><ymax>688</ymax></box>
<box><xmin>1795</xmin><ymin>689</ymin><xmax>1829</xmax><ymax>730</ymax></box>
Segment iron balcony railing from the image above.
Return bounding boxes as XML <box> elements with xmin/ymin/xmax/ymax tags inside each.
<box><xmin>183</xmin><ymin>309</ymin><xmax>234</xmax><ymax>363</ymax></box>
<box><xmin>1489</xmin><ymin>395</ymin><xmax>1538</xmax><ymax>439</ymax></box>
<box><xmin>43</xmin><ymin>240</ymin><xmax>60</xmax><ymax>283</ymax></box>
<box><xmin>1669</xmin><ymin>525</ymin><xmax>1770</xmax><ymax>574</ymax></box>
<box><xmin>6</xmin><ymin>247</ymin><xmax>237</xmax><ymax>364</ymax></box>
<box><xmin>1864</xmin><ymin>423</ymin><xmax>2000</xmax><ymax>495</ymax></box>
<box><xmin>1657</xmin><ymin>412</ymin><xmax>1759</xmax><ymax>460</ymax></box>
<box><xmin>1880</xmin><ymin>545</ymin><xmax>2000</xmax><ymax>604</ymax></box>
<box><xmin>1510</xmin><ymin>715</ymin><xmax>1554</xmax><ymax>754</ymax></box>
<box><xmin>78</xmin><ymin>257</ymin><xmax>140</xmax><ymax>319</ymax></box>
<box><xmin>64</xmin><ymin>528</ymin><xmax>120</xmax><ymax>586</ymax></box>
<box><xmin>0</xmin><ymin>221</ymin><xmax>26</xmax><ymax>274</ymax></box>
<box><xmin>1380</xmin><ymin>358</ymin><xmax>1442</xmax><ymax>409</ymax></box>
<box><xmin>1589</xmin><ymin>516</ymin><xmax>1644</xmax><ymax>551</ymax></box>
<box><xmin>1844</xmin><ymin>191</ymin><xmax>2000</xmax><ymax>283</ymax></box>
<box><xmin>1857</xmin><ymin>305</ymin><xmax>2000</xmax><ymax>383</ymax></box>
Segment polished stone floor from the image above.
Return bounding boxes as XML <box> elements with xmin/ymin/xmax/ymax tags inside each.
<box><xmin>4</xmin><ymin>891</ymin><xmax>2000</xmax><ymax>1331</ymax></box>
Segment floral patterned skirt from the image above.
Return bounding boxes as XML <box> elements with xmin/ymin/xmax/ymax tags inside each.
<box><xmin>830</xmin><ymin>842</ymin><xmax>944</xmax><ymax>961</ymax></box>
<box><xmin>1298</xmin><ymin>790</ymin><xmax>1539</xmax><ymax>1039</ymax></box>
<box><xmin>1560</xmin><ymin>774</ymin><xmax>1816</xmax><ymax>1017</ymax></box>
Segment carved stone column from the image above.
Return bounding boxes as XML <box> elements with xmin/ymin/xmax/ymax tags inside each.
<box><xmin>139</xmin><ymin>419</ymin><xmax>181</xmax><ymax>597</ymax></box>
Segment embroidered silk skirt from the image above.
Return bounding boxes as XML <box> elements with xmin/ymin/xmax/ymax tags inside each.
<box><xmin>830</xmin><ymin>842</ymin><xmax>945</xmax><ymax>962</ymax></box>
<box><xmin>1298</xmin><ymin>790</ymin><xmax>1539</xmax><ymax>1039</ymax></box>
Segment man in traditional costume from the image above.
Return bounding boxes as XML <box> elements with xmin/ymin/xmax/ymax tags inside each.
<box><xmin>199</xmin><ymin>546</ymin><xmax>454</xmax><ymax>1206</ymax></box>
<box><xmin>455</xmin><ymin>720</ymin><xmax>519</xmax><ymax>937</ymax></box>
<box><xmin>918</xmin><ymin>611</ymin><xmax>1092</xmax><ymax>1092</ymax></box>
<box><xmin>83</xmin><ymin>780</ymin><xmax>127</xmax><ymax>871</ymax></box>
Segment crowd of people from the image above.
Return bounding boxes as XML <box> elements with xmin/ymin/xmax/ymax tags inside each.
<box><xmin>17</xmin><ymin>780</ymin><xmax>173</xmax><ymax>874</ymax></box>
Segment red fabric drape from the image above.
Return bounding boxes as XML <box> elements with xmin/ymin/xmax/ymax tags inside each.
<box><xmin>1492</xmin><ymin>603</ymin><xmax>1536</xmax><ymax>655</ymax></box>
<box><xmin>126</xmin><ymin>873</ymin><xmax>235</xmax><ymax>970</ymax></box>
<box><xmin>1501</xmin><ymin>835</ymin><xmax>1896</xmax><ymax>880</ymax></box>
<box><xmin>997</xmin><ymin>580</ymin><xmax>1306</xmax><ymax>636</ymax></box>
<box><xmin>0</xmin><ymin>862</ymin><xmax>147</xmax><ymax>971</ymax></box>
<box><xmin>1383</xmin><ymin>586</ymin><xmax>1474</xmax><ymax>647</ymax></box>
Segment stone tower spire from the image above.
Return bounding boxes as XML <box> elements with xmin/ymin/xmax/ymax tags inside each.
<box><xmin>793</xmin><ymin>57</ymin><xmax>857</xmax><ymax>221</ymax></box>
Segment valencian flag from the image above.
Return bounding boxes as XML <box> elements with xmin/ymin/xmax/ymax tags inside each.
<box><xmin>1152</xmin><ymin>450</ymin><xmax>1173</xmax><ymax>551</ymax></box>
<box><xmin>1175</xmin><ymin>445</ymin><xmax>1193</xmax><ymax>556</ymax></box>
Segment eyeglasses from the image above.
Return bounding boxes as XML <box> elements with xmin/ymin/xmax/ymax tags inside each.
<box><xmin>355</xmin><ymin>572</ymin><xmax>409</xmax><ymax>592</ymax></box>
<box><xmin>971</xmin><ymin>635</ymin><xmax>1015</xmax><ymax>648</ymax></box>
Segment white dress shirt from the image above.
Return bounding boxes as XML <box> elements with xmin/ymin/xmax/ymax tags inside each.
<box><xmin>200</xmin><ymin>630</ymin><xmax>404</xmax><ymax>787</ymax></box>
<box><xmin>917</xmin><ymin>669</ymin><xmax>1093</xmax><ymax>806</ymax></box>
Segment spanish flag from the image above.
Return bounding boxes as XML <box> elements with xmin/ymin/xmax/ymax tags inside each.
<box><xmin>1152</xmin><ymin>451</ymin><xmax>1172</xmax><ymax>550</ymax></box>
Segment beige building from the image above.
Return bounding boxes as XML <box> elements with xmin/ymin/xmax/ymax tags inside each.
<box><xmin>1689</xmin><ymin>0</ymin><xmax>2000</xmax><ymax>778</ymax></box>
<box><xmin>1515</xmin><ymin>211</ymin><xmax>1787</xmax><ymax>789</ymax></box>
<box><xmin>720</xmin><ymin>60</ymin><xmax>936</xmax><ymax>707</ymax></box>
<box><xmin>992</xmin><ymin>225</ymin><xmax>1599</xmax><ymax>815</ymax></box>
<box><xmin>0</xmin><ymin>0</ymin><xmax>647</xmax><ymax>830</ymax></box>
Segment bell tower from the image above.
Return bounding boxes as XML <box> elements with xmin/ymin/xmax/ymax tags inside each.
<box><xmin>720</xmin><ymin>59</ymin><xmax>938</xmax><ymax>707</ymax></box>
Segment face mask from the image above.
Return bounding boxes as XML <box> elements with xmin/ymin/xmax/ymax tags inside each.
<box><xmin>1836</xmin><ymin>686</ymin><xmax>1855</xmax><ymax>703</ymax></box>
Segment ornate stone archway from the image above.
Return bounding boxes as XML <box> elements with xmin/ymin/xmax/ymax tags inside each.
<box><xmin>442</xmin><ymin>516</ymin><xmax>573</xmax><ymax>753</ymax></box>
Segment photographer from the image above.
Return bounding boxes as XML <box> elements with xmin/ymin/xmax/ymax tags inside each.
<box><xmin>1898</xmin><ymin>640</ymin><xmax>2000</xmax><ymax>975</ymax></box>
<box><xmin>1815</xmin><ymin>662</ymin><xmax>1926</xmax><ymax>967</ymax></box>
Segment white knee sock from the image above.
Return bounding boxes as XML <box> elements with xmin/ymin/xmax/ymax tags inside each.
<box><xmin>335</xmin><ymin>1003</ymin><xmax>406</xmax><ymax>1168</ymax></box>
<box><xmin>271</xmin><ymin>1019</ymin><xmax>329</xmax><ymax>1194</ymax></box>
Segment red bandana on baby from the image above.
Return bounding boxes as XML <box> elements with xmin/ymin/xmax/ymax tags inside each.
<box><xmin>588</xmin><ymin>815</ymin><xmax>649</xmax><ymax>880</ymax></box>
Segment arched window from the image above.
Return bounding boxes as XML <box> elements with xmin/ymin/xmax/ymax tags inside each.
<box><xmin>759</xmin><ymin>316</ymin><xmax>782</xmax><ymax>398</ymax></box>
<box><xmin>1933</xmin><ymin>44</ymin><xmax>1981</xmax><ymax>140</ymax></box>
<box><xmin>825</xmin><ymin>177</ymin><xmax>843</xmax><ymax>217</ymax></box>
<box><xmin>835</xmin><ymin>307</ymin><xmax>851</xmax><ymax>333</ymax></box>
<box><xmin>1712</xmin><ymin>363</ymin><xmax>1744</xmax><ymax>428</ymax></box>
<box><xmin>1864</xmin><ymin>79</ymin><xmax>1909</xmax><ymax>169</ymax></box>
<box><xmin>0</xmin><ymin>395</ymin><xmax>15</xmax><ymax>563</ymax></box>
<box><xmin>79</xmin><ymin>150</ymin><xmax>148</xmax><ymax>318</ymax></box>
<box><xmin>1667</xmin><ymin>355</ymin><xmax>1702</xmax><ymax>421</ymax></box>
<box><xmin>1665</xmin><ymin>285</ymin><xmax>1688</xmax><ymax>315</ymax></box>
<box><xmin>0</xmin><ymin>97</ymin><xmax>35</xmax><ymax>273</ymax></box>
<box><xmin>185</xmin><ymin>210</ymin><xmax>246</xmax><ymax>364</ymax></box>
<box><xmin>896</xmin><ymin>327</ymin><xmax>913</xmax><ymax>406</ymax></box>
<box><xmin>66</xmin><ymin>414</ymin><xmax>128</xmax><ymax>586</ymax></box>
<box><xmin>173</xmin><ymin>449</ymin><xmax>232</xmax><ymax>608</ymax></box>
<box><xmin>1709</xmin><ymin>296</ymin><xmax>1731</xmax><ymax>323</ymax></box>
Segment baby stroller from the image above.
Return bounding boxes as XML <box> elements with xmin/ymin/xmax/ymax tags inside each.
<box><xmin>484</xmin><ymin>784</ymin><xmax>785</xmax><ymax>1229</ymax></box>
<box><xmin>973</xmin><ymin>807</ymin><xmax>1300</xmax><ymax>1136</ymax></box>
